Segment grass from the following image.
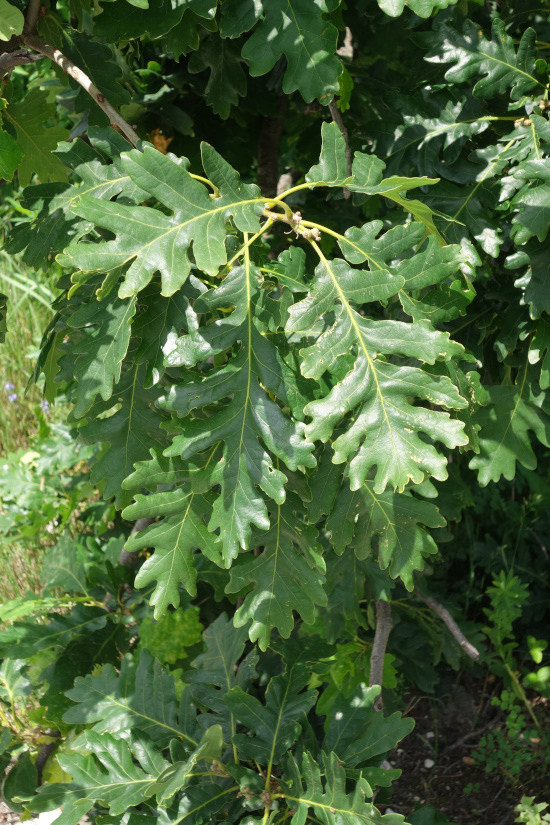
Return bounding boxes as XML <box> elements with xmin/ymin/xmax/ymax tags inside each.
<box><xmin>0</xmin><ymin>539</ymin><xmax>44</xmax><ymax>600</ymax></box>
<box><xmin>0</xmin><ymin>245</ymin><xmax>62</xmax><ymax>599</ymax></box>
<box><xmin>0</xmin><ymin>248</ymin><xmax>60</xmax><ymax>454</ymax></box>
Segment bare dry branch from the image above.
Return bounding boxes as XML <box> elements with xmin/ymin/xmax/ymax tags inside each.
<box><xmin>20</xmin><ymin>35</ymin><xmax>138</xmax><ymax>147</ymax></box>
<box><xmin>415</xmin><ymin>590</ymin><xmax>480</xmax><ymax>661</ymax></box>
<box><xmin>369</xmin><ymin>600</ymin><xmax>393</xmax><ymax>711</ymax></box>
<box><xmin>0</xmin><ymin>49</ymin><xmax>41</xmax><ymax>79</ymax></box>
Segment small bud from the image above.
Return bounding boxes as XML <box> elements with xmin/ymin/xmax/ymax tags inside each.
<box><xmin>522</xmin><ymin>117</ymin><xmax>532</xmax><ymax>126</ymax></box>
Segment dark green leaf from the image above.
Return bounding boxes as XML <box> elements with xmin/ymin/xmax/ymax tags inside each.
<box><xmin>225</xmin><ymin>661</ymin><xmax>317</xmax><ymax>764</ymax></box>
<box><xmin>226</xmin><ymin>493</ymin><xmax>327</xmax><ymax>650</ymax></box>
<box><xmin>161</xmin><ymin>262</ymin><xmax>316</xmax><ymax>561</ymax></box>
<box><xmin>0</xmin><ymin>605</ymin><xmax>107</xmax><ymax>659</ymax></box>
<box><xmin>64</xmin><ymin>649</ymin><xmax>197</xmax><ymax>749</ymax></box>
<box><xmin>241</xmin><ymin>0</ymin><xmax>342</xmax><ymax>104</ymax></box>
<box><xmin>424</xmin><ymin>18</ymin><xmax>543</xmax><ymax>101</ymax></box>
<box><xmin>284</xmin><ymin>751</ymin><xmax>407</xmax><ymax>824</ymax></box>
<box><xmin>469</xmin><ymin>366</ymin><xmax>550</xmax><ymax>485</ymax></box>
<box><xmin>324</xmin><ymin>683</ymin><xmax>414</xmax><ymax>767</ymax></box>
<box><xmin>188</xmin><ymin>35</ymin><xmax>246</xmax><ymax>119</ymax></box>
<box><xmin>123</xmin><ymin>467</ymin><xmax>224</xmax><ymax>615</ymax></box>
<box><xmin>327</xmin><ymin>479</ymin><xmax>444</xmax><ymax>590</ymax></box>
<box><xmin>78</xmin><ymin>364</ymin><xmax>168</xmax><ymax>509</ymax></box>
<box><xmin>3</xmin><ymin>89</ymin><xmax>69</xmax><ymax>185</ymax></box>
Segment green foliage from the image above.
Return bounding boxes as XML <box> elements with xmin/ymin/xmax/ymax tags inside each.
<box><xmin>0</xmin><ymin>0</ymin><xmax>24</xmax><ymax>40</ymax></box>
<box><xmin>2</xmin><ymin>0</ymin><xmax>550</xmax><ymax>821</ymax></box>
<box><xmin>473</xmin><ymin>690</ymin><xmax>550</xmax><ymax>783</ymax></box>
<box><xmin>515</xmin><ymin>797</ymin><xmax>550</xmax><ymax>825</ymax></box>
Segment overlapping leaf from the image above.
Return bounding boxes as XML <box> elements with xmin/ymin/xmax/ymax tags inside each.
<box><xmin>0</xmin><ymin>605</ymin><xmax>107</xmax><ymax>659</ymax></box>
<box><xmin>2</xmin><ymin>88</ymin><xmax>69</xmax><ymax>186</ymax></box>
<box><xmin>93</xmin><ymin>0</ymin><xmax>214</xmax><ymax>42</ymax></box>
<box><xmin>286</xmin><ymin>230</ymin><xmax>468</xmax><ymax>492</ymax></box>
<box><xmin>241</xmin><ymin>0</ymin><xmax>342</xmax><ymax>104</ymax></box>
<box><xmin>133</xmin><ymin>280</ymin><xmax>200</xmax><ymax>387</ymax></box>
<box><xmin>375</xmin><ymin>88</ymin><xmax>489</xmax><ymax>178</ymax></box>
<box><xmin>307</xmin><ymin>122</ymin><xmax>441</xmax><ymax>211</ymax></box>
<box><xmin>226</xmin><ymin>493</ymin><xmax>327</xmax><ymax>650</ymax></box>
<box><xmin>507</xmin><ymin>239</ymin><xmax>550</xmax><ymax>320</ymax></box>
<box><xmin>160</xmin><ymin>259</ymin><xmax>316</xmax><ymax>561</ymax></box>
<box><xmin>149</xmin><ymin>726</ymin><xmax>223</xmax><ymax>805</ymax></box>
<box><xmin>330</xmin><ymin>482</ymin><xmax>444</xmax><ymax>590</ymax></box>
<box><xmin>378</xmin><ymin>0</ymin><xmax>458</xmax><ymax>19</ymax></box>
<box><xmin>309</xmin><ymin>446</ymin><xmax>444</xmax><ymax>590</ymax></box>
<box><xmin>225</xmin><ymin>661</ymin><xmax>317</xmax><ymax>765</ymax></box>
<box><xmin>306</xmin><ymin>122</ymin><xmax>454</xmax><ymax>243</ymax></box>
<box><xmin>188</xmin><ymin>35</ymin><xmax>246</xmax><ymax>119</ymax></box>
<box><xmin>59</xmin><ymin>143</ymin><xmax>263</xmax><ymax>298</ymax></box>
<box><xmin>162</xmin><ymin>9</ymin><xmax>218</xmax><ymax>58</ymax></box>
<box><xmin>122</xmin><ymin>448</ymin><xmax>224</xmax><ymax>616</ymax></box>
<box><xmin>284</xmin><ymin>752</ymin><xmax>406</xmax><ymax>825</ymax></box>
<box><xmin>0</xmin><ymin>98</ymin><xmax>22</xmax><ymax>180</ymax></box>
<box><xmin>423</xmin><ymin>18</ymin><xmax>544</xmax><ymax>101</ymax></box>
<box><xmin>76</xmin><ymin>364</ymin><xmax>168</xmax><ymax>509</ymax></box>
<box><xmin>508</xmin><ymin>159</ymin><xmax>550</xmax><ymax>245</ymax></box>
<box><xmin>6</xmin><ymin>129</ymin><xmax>147</xmax><ymax>269</ymax></box>
<box><xmin>469</xmin><ymin>366</ymin><xmax>550</xmax><ymax>485</ymax></box>
<box><xmin>157</xmin><ymin>780</ymin><xmax>239</xmax><ymax>825</ymax></box>
<box><xmin>64</xmin><ymin>649</ymin><xmax>198</xmax><ymax>749</ymax></box>
<box><xmin>64</xmin><ymin>292</ymin><xmax>136</xmax><ymax>419</ymax></box>
<box><xmin>46</xmin><ymin>27</ymin><xmax>131</xmax><ymax>123</ymax></box>
<box><xmin>324</xmin><ymin>682</ymin><xmax>414</xmax><ymax>767</ymax></box>
<box><xmin>28</xmin><ymin>731</ymin><xmax>166</xmax><ymax>825</ymax></box>
<box><xmin>219</xmin><ymin>0</ymin><xmax>262</xmax><ymax>38</ymax></box>
<box><xmin>186</xmin><ymin>614</ymin><xmax>254</xmax><ymax>741</ymax></box>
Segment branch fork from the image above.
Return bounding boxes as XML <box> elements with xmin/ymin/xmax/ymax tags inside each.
<box><xmin>262</xmin><ymin>204</ymin><xmax>322</xmax><ymax>242</ymax></box>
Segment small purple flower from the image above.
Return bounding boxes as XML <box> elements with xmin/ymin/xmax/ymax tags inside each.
<box><xmin>8</xmin><ymin>392</ymin><xmax>17</xmax><ymax>403</ymax></box>
<box><xmin>40</xmin><ymin>400</ymin><xmax>50</xmax><ymax>413</ymax></box>
<box><xmin>4</xmin><ymin>382</ymin><xmax>15</xmax><ymax>392</ymax></box>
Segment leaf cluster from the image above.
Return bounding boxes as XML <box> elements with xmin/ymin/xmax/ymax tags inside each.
<box><xmin>3</xmin><ymin>0</ymin><xmax>550</xmax><ymax>821</ymax></box>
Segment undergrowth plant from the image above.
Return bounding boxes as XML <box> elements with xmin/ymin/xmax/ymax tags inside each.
<box><xmin>1</xmin><ymin>0</ymin><xmax>550</xmax><ymax>822</ymax></box>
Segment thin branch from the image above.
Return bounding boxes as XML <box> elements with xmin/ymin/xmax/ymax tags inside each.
<box><xmin>23</xmin><ymin>0</ymin><xmax>42</xmax><ymax>37</ymax></box>
<box><xmin>328</xmin><ymin>100</ymin><xmax>352</xmax><ymax>199</ymax></box>
<box><xmin>20</xmin><ymin>35</ymin><xmax>138</xmax><ymax>147</ymax></box>
<box><xmin>0</xmin><ymin>49</ymin><xmax>41</xmax><ymax>79</ymax></box>
<box><xmin>369</xmin><ymin>600</ymin><xmax>392</xmax><ymax>711</ymax></box>
<box><xmin>415</xmin><ymin>591</ymin><xmax>480</xmax><ymax>661</ymax></box>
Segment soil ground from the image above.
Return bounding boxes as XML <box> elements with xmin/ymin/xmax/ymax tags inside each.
<box><xmin>380</xmin><ymin>672</ymin><xmax>550</xmax><ymax>824</ymax></box>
